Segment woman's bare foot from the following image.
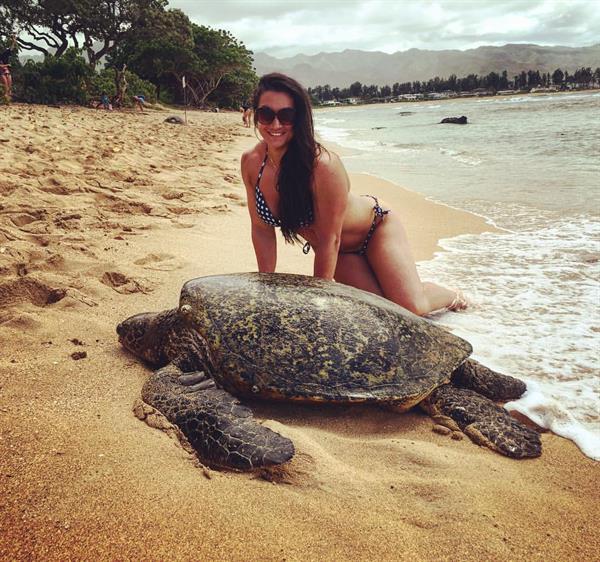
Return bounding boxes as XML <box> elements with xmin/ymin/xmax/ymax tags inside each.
<box><xmin>447</xmin><ymin>289</ymin><xmax>469</xmax><ymax>312</ymax></box>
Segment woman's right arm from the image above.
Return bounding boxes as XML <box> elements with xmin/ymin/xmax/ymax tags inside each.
<box><xmin>241</xmin><ymin>150</ymin><xmax>277</xmax><ymax>272</ymax></box>
<box><xmin>251</xmin><ymin>222</ymin><xmax>277</xmax><ymax>272</ymax></box>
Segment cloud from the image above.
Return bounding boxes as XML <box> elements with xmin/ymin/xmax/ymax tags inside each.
<box><xmin>167</xmin><ymin>0</ymin><xmax>600</xmax><ymax>56</ymax></box>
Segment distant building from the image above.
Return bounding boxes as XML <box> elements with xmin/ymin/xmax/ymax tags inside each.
<box><xmin>397</xmin><ymin>93</ymin><xmax>424</xmax><ymax>101</ymax></box>
<box><xmin>425</xmin><ymin>92</ymin><xmax>450</xmax><ymax>100</ymax></box>
<box><xmin>530</xmin><ymin>86</ymin><xmax>559</xmax><ymax>93</ymax></box>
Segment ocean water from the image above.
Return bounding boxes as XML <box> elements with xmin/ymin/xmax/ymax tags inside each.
<box><xmin>315</xmin><ymin>92</ymin><xmax>600</xmax><ymax>460</ymax></box>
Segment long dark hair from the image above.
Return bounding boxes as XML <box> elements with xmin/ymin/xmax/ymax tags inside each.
<box><xmin>252</xmin><ymin>73</ymin><xmax>322</xmax><ymax>244</ymax></box>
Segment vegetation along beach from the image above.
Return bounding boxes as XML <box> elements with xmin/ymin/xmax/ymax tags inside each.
<box><xmin>1</xmin><ymin>1</ymin><xmax>599</xmax><ymax>561</ymax></box>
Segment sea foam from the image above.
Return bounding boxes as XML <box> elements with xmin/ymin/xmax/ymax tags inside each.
<box><xmin>419</xmin><ymin>212</ymin><xmax>600</xmax><ymax>459</ymax></box>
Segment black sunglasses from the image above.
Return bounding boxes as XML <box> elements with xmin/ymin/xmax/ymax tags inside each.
<box><xmin>256</xmin><ymin>106</ymin><xmax>296</xmax><ymax>125</ymax></box>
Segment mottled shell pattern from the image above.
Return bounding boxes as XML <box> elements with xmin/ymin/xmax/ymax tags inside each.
<box><xmin>179</xmin><ymin>273</ymin><xmax>472</xmax><ymax>410</ymax></box>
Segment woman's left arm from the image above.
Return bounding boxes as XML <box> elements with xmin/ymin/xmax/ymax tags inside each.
<box><xmin>311</xmin><ymin>153</ymin><xmax>349</xmax><ymax>280</ymax></box>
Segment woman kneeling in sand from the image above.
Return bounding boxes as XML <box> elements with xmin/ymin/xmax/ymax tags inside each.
<box><xmin>240</xmin><ymin>73</ymin><xmax>467</xmax><ymax>316</ymax></box>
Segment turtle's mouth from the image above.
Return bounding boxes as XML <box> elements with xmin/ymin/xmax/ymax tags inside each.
<box><xmin>117</xmin><ymin>309</ymin><xmax>181</xmax><ymax>366</ymax></box>
<box><xmin>116</xmin><ymin>312</ymin><xmax>157</xmax><ymax>359</ymax></box>
<box><xmin>116</xmin><ymin>321</ymin><xmax>126</xmax><ymax>340</ymax></box>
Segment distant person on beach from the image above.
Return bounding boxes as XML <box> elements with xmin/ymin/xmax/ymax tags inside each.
<box><xmin>99</xmin><ymin>92</ymin><xmax>113</xmax><ymax>111</ymax></box>
<box><xmin>241</xmin><ymin>102</ymin><xmax>252</xmax><ymax>127</ymax></box>
<box><xmin>133</xmin><ymin>94</ymin><xmax>146</xmax><ymax>113</ymax></box>
<box><xmin>0</xmin><ymin>35</ymin><xmax>17</xmax><ymax>103</ymax></box>
<box><xmin>240</xmin><ymin>73</ymin><xmax>467</xmax><ymax>316</ymax></box>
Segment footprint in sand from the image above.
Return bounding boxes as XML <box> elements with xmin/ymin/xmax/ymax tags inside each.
<box><xmin>10</xmin><ymin>211</ymin><xmax>48</xmax><ymax>228</ymax></box>
<box><xmin>222</xmin><ymin>192</ymin><xmax>246</xmax><ymax>207</ymax></box>
<box><xmin>133</xmin><ymin>253</ymin><xmax>184</xmax><ymax>271</ymax></box>
<box><xmin>0</xmin><ymin>277</ymin><xmax>66</xmax><ymax>308</ymax></box>
<box><xmin>101</xmin><ymin>271</ymin><xmax>153</xmax><ymax>294</ymax></box>
<box><xmin>106</xmin><ymin>197</ymin><xmax>155</xmax><ymax>216</ymax></box>
<box><xmin>162</xmin><ymin>190</ymin><xmax>186</xmax><ymax>201</ymax></box>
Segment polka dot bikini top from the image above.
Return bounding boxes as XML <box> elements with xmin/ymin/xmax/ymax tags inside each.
<box><xmin>255</xmin><ymin>153</ymin><xmax>313</xmax><ymax>228</ymax></box>
<box><xmin>255</xmin><ymin>153</ymin><xmax>280</xmax><ymax>227</ymax></box>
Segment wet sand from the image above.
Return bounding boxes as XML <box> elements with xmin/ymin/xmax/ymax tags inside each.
<box><xmin>0</xmin><ymin>104</ymin><xmax>598</xmax><ymax>561</ymax></box>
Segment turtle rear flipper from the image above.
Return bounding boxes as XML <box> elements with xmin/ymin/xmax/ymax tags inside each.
<box><xmin>142</xmin><ymin>365</ymin><xmax>294</xmax><ymax>470</ymax></box>
<box><xmin>422</xmin><ymin>385</ymin><xmax>541</xmax><ymax>459</ymax></box>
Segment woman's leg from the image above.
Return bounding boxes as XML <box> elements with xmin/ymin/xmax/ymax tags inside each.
<box><xmin>365</xmin><ymin>213</ymin><xmax>462</xmax><ymax>315</ymax></box>
<box><xmin>1</xmin><ymin>74</ymin><xmax>8</xmax><ymax>101</ymax></box>
<box><xmin>334</xmin><ymin>253</ymin><xmax>383</xmax><ymax>296</ymax></box>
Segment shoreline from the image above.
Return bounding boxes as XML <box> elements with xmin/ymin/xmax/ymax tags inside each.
<box><xmin>313</xmin><ymin>87</ymin><xmax>600</xmax><ymax>112</ymax></box>
<box><xmin>0</xmin><ymin>105</ymin><xmax>598</xmax><ymax>561</ymax></box>
<box><xmin>318</xmin><ymin>138</ymin><xmax>499</xmax><ymax>260</ymax></box>
<box><xmin>346</xmin><ymin>170</ymin><xmax>495</xmax><ymax>260</ymax></box>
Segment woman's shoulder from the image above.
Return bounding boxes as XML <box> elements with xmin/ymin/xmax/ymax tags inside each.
<box><xmin>314</xmin><ymin>147</ymin><xmax>346</xmax><ymax>179</ymax></box>
<box><xmin>240</xmin><ymin>142</ymin><xmax>266</xmax><ymax>187</ymax></box>
<box><xmin>316</xmin><ymin>146</ymin><xmax>340</xmax><ymax>163</ymax></box>
<box><xmin>241</xmin><ymin>141</ymin><xmax>265</xmax><ymax>168</ymax></box>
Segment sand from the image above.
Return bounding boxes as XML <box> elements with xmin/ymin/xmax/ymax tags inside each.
<box><xmin>0</xmin><ymin>104</ymin><xmax>598</xmax><ymax>561</ymax></box>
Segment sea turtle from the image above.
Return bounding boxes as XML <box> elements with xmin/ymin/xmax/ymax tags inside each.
<box><xmin>117</xmin><ymin>272</ymin><xmax>541</xmax><ymax>471</ymax></box>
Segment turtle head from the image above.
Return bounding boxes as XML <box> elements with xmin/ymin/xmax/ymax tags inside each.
<box><xmin>117</xmin><ymin>308</ymin><xmax>183</xmax><ymax>366</ymax></box>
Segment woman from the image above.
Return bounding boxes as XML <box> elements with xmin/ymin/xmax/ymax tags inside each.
<box><xmin>240</xmin><ymin>73</ymin><xmax>467</xmax><ymax>316</ymax></box>
<box><xmin>0</xmin><ymin>35</ymin><xmax>16</xmax><ymax>103</ymax></box>
<box><xmin>240</xmin><ymin>102</ymin><xmax>252</xmax><ymax>127</ymax></box>
<box><xmin>133</xmin><ymin>94</ymin><xmax>146</xmax><ymax>112</ymax></box>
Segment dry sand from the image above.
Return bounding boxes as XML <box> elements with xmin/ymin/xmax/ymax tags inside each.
<box><xmin>0</xmin><ymin>104</ymin><xmax>598</xmax><ymax>561</ymax></box>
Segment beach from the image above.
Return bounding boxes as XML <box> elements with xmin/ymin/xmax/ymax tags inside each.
<box><xmin>0</xmin><ymin>104</ymin><xmax>598</xmax><ymax>561</ymax></box>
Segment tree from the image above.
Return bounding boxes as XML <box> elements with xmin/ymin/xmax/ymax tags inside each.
<box><xmin>16</xmin><ymin>47</ymin><xmax>92</xmax><ymax>104</ymax></box>
<box><xmin>111</xmin><ymin>12</ymin><xmax>255</xmax><ymax>107</ymax></box>
<box><xmin>349</xmin><ymin>81</ymin><xmax>362</xmax><ymax>97</ymax></box>
<box><xmin>526</xmin><ymin>70</ymin><xmax>541</xmax><ymax>88</ymax></box>
<box><xmin>573</xmin><ymin>66</ymin><xmax>593</xmax><ymax>86</ymax></box>
<box><xmin>484</xmin><ymin>71</ymin><xmax>500</xmax><ymax>91</ymax></box>
<box><xmin>459</xmin><ymin>74</ymin><xmax>478</xmax><ymax>91</ymax></box>
<box><xmin>207</xmin><ymin>64</ymin><xmax>256</xmax><ymax>108</ymax></box>
<box><xmin>519</xmin><ymin>71</ymin><xmax>527</xmax><ymax>90</ymax></box>
<box><xmin>447</xmin><ymin>74</ymin><xmax>458</xmax><ymax>92</ymax></box>
<box><xmin>2</xmin><ymin>0</ymin><xmax>168</xmax><ymax>68</ymax></box>
<box><xmin>109</xmin><ymin>8</ymin><xmax>196</xmax><ymax>99</ymax></box>
<box><xmin>181</xmin><ymin>25</ymin><xmax>253</xmax><ymax>107</ymax></box>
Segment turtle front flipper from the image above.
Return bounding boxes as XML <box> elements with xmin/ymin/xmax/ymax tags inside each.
<box><xmin>141</xmin><ymin>364</ymin><xmax>295</xmax><ymax>470</ymax></box>
<box><xmin>451</xmin><ymin>358</ymin><xmax>526</xmax><ymax>401</ymax></box>
<box><xmin>422</xmin><ymin>385</ymin><xmax>541</xmax><ymax>459</ymax></box>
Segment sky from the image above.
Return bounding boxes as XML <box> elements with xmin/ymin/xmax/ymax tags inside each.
<box><xmin>167</xmin><ymin>0</ymin><xmax>600</xmax><ymax>58</ymax></box>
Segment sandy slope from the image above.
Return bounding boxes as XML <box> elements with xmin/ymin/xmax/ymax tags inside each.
<box><xmin>0</xmin><ymin>105</ymin><xmax>597</xmax><ymax>561</ymax></box>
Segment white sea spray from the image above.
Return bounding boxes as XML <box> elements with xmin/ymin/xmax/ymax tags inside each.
<box><xmin>418</xmin><ymin>215</ymin><xmax>600</xmax><ymax>459</ymax></box>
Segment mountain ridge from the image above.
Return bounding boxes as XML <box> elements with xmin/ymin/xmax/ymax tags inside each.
<box><xmin>253</xmin><ymin>43</ymin><xmax>600</xmax><ymax>87</ymax></box>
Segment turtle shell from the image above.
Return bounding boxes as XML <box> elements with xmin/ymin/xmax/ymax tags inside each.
<box><xmin>180</xmin><ymin>273</ymin><xmax>471</xmax><ymax>410</ymax></box>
